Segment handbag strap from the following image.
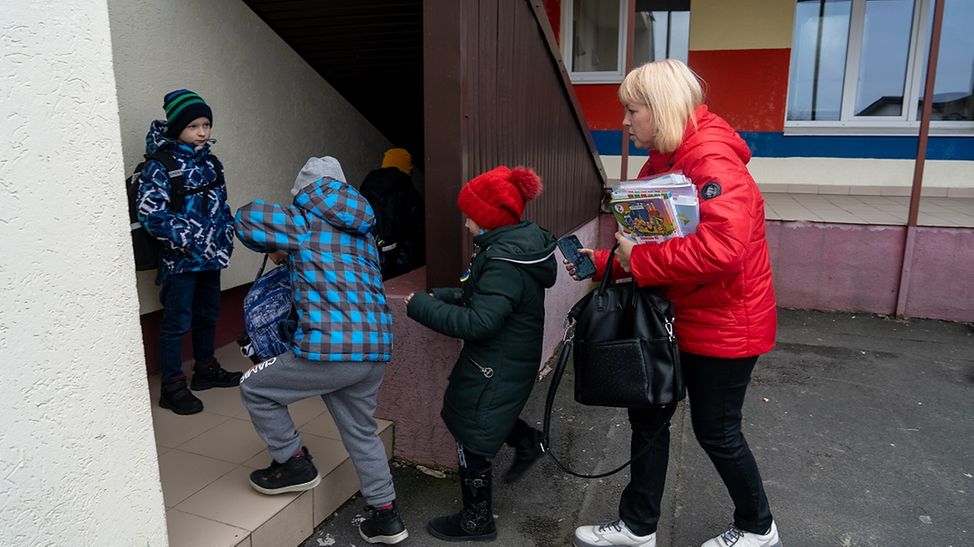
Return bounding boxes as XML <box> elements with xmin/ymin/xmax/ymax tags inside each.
<box><xmin>255</xmin><ymin>254</ymin><xmax>269</xmax><ymax>280</ymax></box>
<box><xmin>540</xmin><ymin>322</ymin><xmax>668</xmax><ymax>479</ymax></box>
<box><xmin>598</xmin><ymin>242</ymin><xmax>620</xmax><ymax>294</ymax></box>
<box><xmin>567</xmin><ymin>242</ymin><xmax>625</xmax><ymax>323</ymax></box>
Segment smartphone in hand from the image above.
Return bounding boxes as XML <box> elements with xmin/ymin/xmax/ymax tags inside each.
<box><xmin>557</xmin><ymin>235</ymin><xmax>596</xmax><ymax>280</ymax></box>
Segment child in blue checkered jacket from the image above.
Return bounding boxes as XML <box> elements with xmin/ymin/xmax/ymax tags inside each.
<box><xmin>233</xmin><ymin>156</ymin><xmax>407</xmax><ymax>544</ymax></box>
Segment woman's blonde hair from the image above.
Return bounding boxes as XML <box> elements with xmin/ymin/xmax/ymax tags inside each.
<box><xmin>618</xmin><ymin>59</ymin><xmax>704</xmax><ymax>153</ymax></box>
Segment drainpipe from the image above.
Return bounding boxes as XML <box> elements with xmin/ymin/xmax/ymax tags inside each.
<box><xmin>895</xmin><ymin>0</ymin><xmax>945</xmax><ymax>318</ymax></box>
<box><xmin>619</xmin><ymin>0</ymin><xmax>636</xmax><ymax>182</ymax></box>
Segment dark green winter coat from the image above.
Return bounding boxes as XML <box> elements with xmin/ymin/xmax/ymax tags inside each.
<box><xmin>407</xmin><ymin>221</ymin><xmax>558</xmax><ymax>457</ymax></box>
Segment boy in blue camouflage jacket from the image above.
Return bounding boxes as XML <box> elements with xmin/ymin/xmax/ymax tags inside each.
<box><xmin>137</xmin><ymin>89</ymin><xmax>239</xmax><ymax>415</ymax></box>
<box><xmin>234</xmin><ymin>156</ymin><xmax>408</xmax><ymax>545</ymax></box>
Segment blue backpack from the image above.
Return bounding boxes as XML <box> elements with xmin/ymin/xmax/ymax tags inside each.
<box><xmin>238</xmin><ymin>256</ymin><xmax>295</xmax><ymax>363</ymax></box>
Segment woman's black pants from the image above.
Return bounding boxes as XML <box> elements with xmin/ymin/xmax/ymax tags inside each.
<box><xmin>619</xmin><ymin>352</ymin><xmax>773</xmax><ymax>536</ymax></box>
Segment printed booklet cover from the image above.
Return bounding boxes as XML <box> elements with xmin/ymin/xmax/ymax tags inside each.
<box><xmin>610</xmin><ymin>193</ymin><xmax>681</xmax><ymax>242</ymax></box>
<box><xmin>610</xmin><ymin>172</ymin><xmax>699</xmax><ymax>242</ymax></box>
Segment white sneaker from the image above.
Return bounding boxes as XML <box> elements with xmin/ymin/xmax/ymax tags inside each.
<box><xmin>701</xmin><ymin>521</ymin><xmax>781</xmax><ymax>547</ymax></box>
<box><xmin>573</xmin><ymin>520</ymin><xmax>656</xmax><ymax>547</ymax></box>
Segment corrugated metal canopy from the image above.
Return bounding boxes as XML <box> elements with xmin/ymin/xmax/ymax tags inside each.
<box><xmin>241</xmin><ymin>0</ymin><xmax>424</xmax><ymax>164</ymax></box>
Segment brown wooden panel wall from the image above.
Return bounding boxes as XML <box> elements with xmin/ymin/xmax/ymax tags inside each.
<box><xmin>424</xmin><ymin>0</ymin><xmax>606</xmax><ymax>287</ymax></box>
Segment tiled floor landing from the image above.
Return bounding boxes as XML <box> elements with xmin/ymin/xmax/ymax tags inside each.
<box><xmin>150</xmin><ymin>344</ymin><xmax>392</xmax><ymax>547</ymax></box>
<box><xmin>763</xmin><ymin>192</ymin><xmax>974</xmax><ymax>227</ymax></box>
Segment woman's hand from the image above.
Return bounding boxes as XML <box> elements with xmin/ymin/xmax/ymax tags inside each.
<box><xmin>613</xmin><ymin>232</ymin><xmax>635</xmax><ymax>272</ymax></box>
<box><xmin>563</xmin><ymin>248</ymin><xmax>596</xmax><ymax>280</ymax></box>
<box><xmin>268</xmin><ymin>250</ymin><xmax>288</xmax><ymax>265</ymax></box>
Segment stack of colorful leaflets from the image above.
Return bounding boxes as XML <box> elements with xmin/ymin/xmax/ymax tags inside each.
<box><xmin>610</xmin><ymin>172</ymin><xmax>699</xmax><ymax>243</ymax></box>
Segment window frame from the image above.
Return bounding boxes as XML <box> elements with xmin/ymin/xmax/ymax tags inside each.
<box><xmin>560</xmin><ymin>0</ymin><xmax>629</xmax><ymax>83</ymax></box>
<box><xmin>785</xmin><ymin>0</ymin><xmax>974</xmax><ymax>135</ymax></box>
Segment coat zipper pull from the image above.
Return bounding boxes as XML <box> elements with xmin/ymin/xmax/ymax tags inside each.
<box><xmin>466</xmin><ymin>354</ymin><xmax>494</xmax><ymax>378</ymax></box>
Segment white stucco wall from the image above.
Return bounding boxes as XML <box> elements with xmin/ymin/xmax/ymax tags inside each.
<box><xmin>107</xmin><ymin>0</ymin><xmax>392</xmax><ymax>313</ymax></box>
<box><xmin>0</xmin><ymin>1</ymin><xmax>168</xmax><ymax>545</ymax></box>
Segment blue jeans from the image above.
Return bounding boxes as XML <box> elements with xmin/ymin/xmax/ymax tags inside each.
<box><xmin>159</xmin><ymin>270</ymin><xmax>221</xmax><ymax>382</ymax></box>
<box><xmin>620</xmin><ymin>352</ymin><xmax>773</xmax><ymax>536</ymax></box>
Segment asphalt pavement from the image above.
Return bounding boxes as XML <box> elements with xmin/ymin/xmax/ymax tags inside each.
<box><xmin>302</xmin><ymin>309</ymin><xmax>974</xmax><ymax>547</ymax></box>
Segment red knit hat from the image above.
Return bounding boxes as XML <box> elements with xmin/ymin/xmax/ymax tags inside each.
<box><xmin>457</xmin><ymin>166</ymin><xmax>543</xmax><ymax>230</ymax></box>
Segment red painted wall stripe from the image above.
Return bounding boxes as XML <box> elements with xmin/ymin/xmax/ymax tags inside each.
<box><xmin>574</xmin><ymin>84</ymin><xmax>624</xmax><ymax>130</ymax></box>
<box><xmin>688</xmin><ymin>48</ymin><xmax>791</xmax><ymax>132</ymax></box>
<box><xmin>572</xmin><ymin>50</ymin><xmax>792</xmax><ymax>134</ymax></box>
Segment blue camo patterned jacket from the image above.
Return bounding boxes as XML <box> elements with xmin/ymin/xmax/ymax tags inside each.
<box><xmin>234</xmin><ymin>178</ymin><xmax>393</xmax><ymax>362</ymax></box>
<box><xmin>137</xmin><ymin>120</ymin><xmax>234</xmax><ymax>279</ymax></box>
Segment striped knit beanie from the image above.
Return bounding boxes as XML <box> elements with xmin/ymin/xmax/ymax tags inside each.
<box><xmin>163</xmin><ymin>89</ymin><xmax>213</xmax><ymax>139</ymax></box>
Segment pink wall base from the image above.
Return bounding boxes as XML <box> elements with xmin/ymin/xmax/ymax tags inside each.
<box><xmin>378</xmin><ymin>267</ymin><xmax>462</xmax><ymax>467</ymax></box>
<box><xmin>767</xmin><ymin>221</ymin><xmax>974</xmax><ymax>322</ymax></box>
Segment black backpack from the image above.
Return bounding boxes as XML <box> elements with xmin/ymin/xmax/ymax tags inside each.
<box><xmin>359</xmin><ymin>167</ymin><xmax>425</xmax><ymax>279</ymax></box>
<box><xmin>125</xmin><ymin>152</ymin><xmax>223</xmax><ymax>271</ymax></box>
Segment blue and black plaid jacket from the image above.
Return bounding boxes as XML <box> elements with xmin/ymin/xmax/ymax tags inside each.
<box><xmin>234</xmin><ymin>178</ymin><xmax>393</xmax><ymax>362</ymax></box>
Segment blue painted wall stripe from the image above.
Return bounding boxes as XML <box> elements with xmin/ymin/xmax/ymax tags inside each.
<box><xmin>591</xmin><ymin>130</ymin><xmax>974</xmax><ymax>160</ymax></box>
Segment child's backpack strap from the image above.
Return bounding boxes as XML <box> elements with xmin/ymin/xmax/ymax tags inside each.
<box><xmin>148</xmin><ymin>152</ymin><xmax>225</xmax><ymax>213</ymax></box>
<box><xmin>146</xmin><ymin>151</ymin><xmax>190</xmax><ymax>213</ymax></box>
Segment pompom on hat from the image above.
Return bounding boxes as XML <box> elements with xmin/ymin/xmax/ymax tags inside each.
<box><xmin>457</xmin><ymin>166</ymin><xmax>542</xmax><ymax>230</ymax></box>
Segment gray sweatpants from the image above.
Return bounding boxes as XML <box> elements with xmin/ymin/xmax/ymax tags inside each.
<box><xmin>239</xmin><ymin>352</ymin><xmax>396</xmax><ymax>506</ymax></box>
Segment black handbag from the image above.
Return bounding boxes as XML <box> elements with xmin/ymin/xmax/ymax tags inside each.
<box><xmin>541</xmin><ymin>243</ymin><xmax>685</xmax><ymax>478</ymax></box>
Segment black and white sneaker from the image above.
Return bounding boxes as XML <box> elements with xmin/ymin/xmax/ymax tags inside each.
<box><xmin>249</xmin><ymin>447</ymin><xmax>321</xmax><ymax>495</ymax></box>
<box><xmin>359</xmin><ymin>502</ymin><xmax>409</xmax><ymax>544</ymax></box>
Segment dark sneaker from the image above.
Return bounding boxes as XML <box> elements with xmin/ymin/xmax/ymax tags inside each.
<box><xmin>159</xmin><ymin>378</ymin><xmax>203</xmax><ymax>415</ymax></box>
<box><xmin>503</xmin><ymin>427</ymin><xmax>543</xmax><ymax>483</ymax></box>
<box><xmin>249</xmin><ymin>447</ymin><xmax>321</xmax><ymax>495</ymax></box>
<box><xmin>359</xmin><ymin>502</ymin><xmax>409</xmax><ymax>544</ymax></box>
<box><xmin>191</xmin><ymin>359</ymin><xmax>243</xmax><ymax>390</ymax></box>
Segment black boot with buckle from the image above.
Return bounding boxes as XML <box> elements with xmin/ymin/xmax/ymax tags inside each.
<box><xmin>427</xmin><ymin>465</ymin><xmax>496</xmax><ymax>542</ymax></box>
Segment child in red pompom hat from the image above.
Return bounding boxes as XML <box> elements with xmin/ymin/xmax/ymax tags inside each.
<box><xmin>405</xmin><ymin>165</ymin><xmax>558</xmax><ymax>541</ymax></box>
<box><xmin>456</xmin><ymin>165</ymin><xmax>543</xmax><ymax>230</ymax></box>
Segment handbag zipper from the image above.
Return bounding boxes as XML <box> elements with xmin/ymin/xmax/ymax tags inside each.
<box><xmin>462</xmin><ymin>352</ymin><xmax>494</xmax><ymax>378</ymax></box>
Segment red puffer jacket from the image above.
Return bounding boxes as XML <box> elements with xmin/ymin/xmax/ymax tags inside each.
<box><xmin>594</xmin><ymin>105</ymin><xmax>776</xmax><ymax>358</ymax></box>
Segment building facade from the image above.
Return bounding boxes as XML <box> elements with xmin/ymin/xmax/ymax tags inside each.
<box><xmin>547</xmin><ymin>0</ymin><xmax>973</xmax><ymax>196</ymax></box>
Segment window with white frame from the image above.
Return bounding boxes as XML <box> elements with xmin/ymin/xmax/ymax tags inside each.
<box><xmin>786</xmin><ymin>0</ymin><xmax>974</xmax><ymax>130</ymax></box>
<box><xmin>562</xmin><ymin>0</ymin><xmax>691</xmax><ymax>83</ymax></box>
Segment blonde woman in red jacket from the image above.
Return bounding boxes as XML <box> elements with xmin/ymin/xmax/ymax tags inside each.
<box><xmin>569</xmin><ymin>60</ymin><xmax>780</xmax><ymax>547</ymax></box>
